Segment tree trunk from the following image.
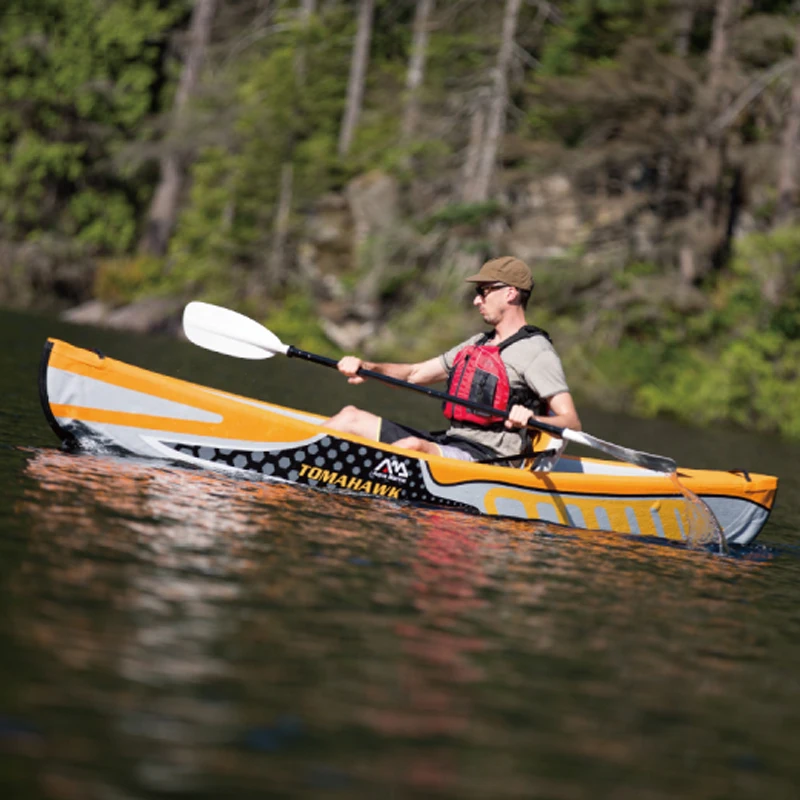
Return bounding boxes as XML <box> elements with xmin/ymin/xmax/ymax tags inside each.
<box><xmin>338</xmin><ymin>0</ymin><xmax>375</xmax><ymax>157</ymax></box>
<box><xmin>139</xmin><ymin>0</ymin><xmax>217</xmax><ymax>257</ymax></box>
<box><xmin>776</xmin><ymin>24</ymin><xmax>800</xmax><ymax>223</ymax></box>
<box><xmin>402</xmin><ymin>0</ymin><xmax>435</xmax><ymax>140</ymax></box>
<box><xmin>707</xmin><ymin>0</ymin><xmax>735</xmax><ymax>101</ymax></box>
<box><xmin>704</xmin><ymin>0</ymin><xmax>741</xmax><ymax>228</ymax></box>
<box><xmin>461</xmin><ymin>92</ymin><xmax>488</xmax><ymax>202</ymax></box>
<box><xmin>466</xmin><ymin>0</ymin><xmax>522</xmax><ymax>203</ymax></box>
<box><xmin>294</xmin><ymin>0</ymin><xmax>317</xmax><ymax>83</ymax></box>
<box><xmin>268</xmin><ymin>163</ymin><xmax>294</xmax><ymax>284</ymax></box>
<box><xmin>673</xmin><ymin>1</ymin><xmax>696</xmax><ymax>279</ymax></box>
<box><xmin>270</xmin><ymin>0</ymin><xmax>317</xmax><ymax>285</ymax></box>
<box><xmin>681</xmin><ymin>0</ymin><xmax>739</xmax><ymax>281</ymax></box>
<box><xmin>674</xmin><ymin>0</ymin><xmax>695</xmax><ymax>58</ymax></box>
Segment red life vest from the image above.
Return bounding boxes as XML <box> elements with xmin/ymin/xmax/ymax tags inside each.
<box><xmin>442</xmin><ymin>326</ymin><xmax>551</xmax><ymax>426</ymax></box>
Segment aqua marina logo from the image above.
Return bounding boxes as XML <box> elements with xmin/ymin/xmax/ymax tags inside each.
<box><xmin>370</xmin><ymin>457</ymin><xmax>409</xmax><ymax>484</ymax></box>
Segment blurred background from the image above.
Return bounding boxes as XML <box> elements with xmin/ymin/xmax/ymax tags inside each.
<box><xmin>3</xmin><ymin>0</ymin><xmax>800</xmax><ymax>440</ymax></box>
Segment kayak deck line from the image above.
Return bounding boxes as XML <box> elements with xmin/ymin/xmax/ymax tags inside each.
<box><xmin>39</xmin><ymin>339</ymin><xmax>778</xmax><ymax>546</ymax></box>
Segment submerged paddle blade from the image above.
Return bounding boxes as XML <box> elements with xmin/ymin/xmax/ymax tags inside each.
<box><xmin>562</xmin><ymin>429</ymin><xmax>677</xmax><ymax>473</ymax></box>
<box><xmin>183</xmin><ymin>302</ymin><xmax>289</xmax><ymax>360</ymax></box>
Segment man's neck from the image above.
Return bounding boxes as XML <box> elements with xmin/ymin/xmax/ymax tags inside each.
<box><xmin>492</xmin><ymin>312</ymin><xmax>527</xmax><ymax>343</ymax></box>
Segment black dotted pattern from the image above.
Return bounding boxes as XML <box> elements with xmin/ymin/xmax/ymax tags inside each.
<box><xmin>161</xmin><ymin>435</ymin><xmax>471</xmax><ymax>510</ymax></box>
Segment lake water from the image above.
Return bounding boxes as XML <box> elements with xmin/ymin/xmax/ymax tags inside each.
<box><xmin>1</xmin><ymin>308</ymin><xmax>800</xmax><ymax>799</ymax></box>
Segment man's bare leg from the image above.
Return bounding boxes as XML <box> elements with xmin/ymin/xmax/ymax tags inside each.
<box><xmin>324</xmin><ymin>405</ymin><xmax>382</xmax><ymax>440</ymax></box>
<box><xmin>324</xmin><ymin>408</ymin><xmax>440</xmax><ymax>455</ymax></box>
<box><xmin>392</xmin><ymin>436</ymin><xmax>440</xmax><ymax>456</ymax></box>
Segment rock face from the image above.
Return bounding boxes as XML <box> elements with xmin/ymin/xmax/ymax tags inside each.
<box><xmin>61</xmin><ymin>297</ymin><xmax>184</xmax><ymax>334</ymax></box>
<box><xmin>346</xmin><ymin>170</ymin><xmax>399</xmax><ymax>246</ymax></box>
<box><xmin>22</xmin><ymin>166</ymin><xmax>723</xmax><ymax>345</ymax></box>
<box><xmin>300</xmin><ymin>193</ymin><xmax>353</xmax><ymax>280</ymax></box>
<box><xmin>301</xmin><ymin>171</ymin><xmax>400</xmax><ymax>280</ymax></box>
<box><xmin>508</xmin><ymin>175</ymin><xmax>586</xmax><ymax>262</ymax></box>
<box><xmin>0</xmin><ymin>239</ymin><xmax>95</xmax><ymax>311</ymax></box>
<box><xmin>506</xmin><ymin>173</ymin><xmax>672</xmax><ymax>269</ymax></box>
<box><xmin>298</xmin><ymin>170</ymin><xmax>402</xmax><ymax>351</ymax></box>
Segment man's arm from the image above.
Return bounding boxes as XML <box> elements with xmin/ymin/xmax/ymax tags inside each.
<box><xmin>505</xmin><ymin>391</ymin><xmax>582</xmax><ymax>432</ymax></box>
<box><xmin>337</xmin><ymin>355</ymin><xmax>447</xmax><ymax>386</ymax></box>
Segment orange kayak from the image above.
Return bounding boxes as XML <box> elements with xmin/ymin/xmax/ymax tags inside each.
<box><xmin>39</xmin><ymin>339</ymin><xmax>778</xmax><ymax>545</ymax></box>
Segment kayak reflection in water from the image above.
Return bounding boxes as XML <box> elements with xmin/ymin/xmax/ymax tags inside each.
<box><xmin>325</xmin><ymin>256</ymin><xmax>581</xmax><ymax>470</ymax></box>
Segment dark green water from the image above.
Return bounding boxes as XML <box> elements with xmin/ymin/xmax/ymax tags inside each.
<box><xmin>1</xmin><ymin>308</ymin><xmax>800</xmax><ymax>799</ymax></box>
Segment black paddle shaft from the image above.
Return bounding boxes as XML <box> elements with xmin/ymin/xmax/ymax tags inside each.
<box><xmin>285</xmin><ymin>345</ymin><xmax>565</xmax><ymax>438</ymax></box>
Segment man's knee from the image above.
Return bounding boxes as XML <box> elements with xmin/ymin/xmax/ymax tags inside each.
<box><xmin>326</xmin><ymin>405</ymin><xmax>378</xmax><ymax>439</ymax></box>
<box><xmin>331</xmin><ymin>405</ymin><xmax>361</xmax><ymax>423</ymax></box>
<box><xmin>394</xmin><ymin>436</ymin><xmax>437</xmax><ymax>455</ymax></box>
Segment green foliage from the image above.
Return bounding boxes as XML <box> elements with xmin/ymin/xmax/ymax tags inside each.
<box><xmin>634</xmin><ymin>332</ymin><xmax>800</xmax><ymax>438</ymax></box>
<box><xmin>538</xmin><ymin>0</ymin><xmax>673</xmax><ymax>75</ymax></box>
<box><xmin>374</xmin><ymin>296</ymin><xmax>472</xmax><ymax>363</ymax></box>
<box><xmin>611</xmin><ymin>260</ymin><xmax>659</xmax><ymax>290</ymax></box>
<box><xmin>727</xmin><ymin>225</ymin><xmax>800</xmax><ymax>331</ymax></box>
<box><xmin>597</xmin><ymin>227</ymin><xmax>800</xmax><ymax>436</ymax></box>
<box><xmin>168</xmin><ymin>12</ymin><xmax>352</xmax><ymax>284</ymax></box>
<box><xmin>0</xmin><ymin>0</ymin><xmax>187</xmax><ymax>249</ymax></box>
<box><xmin>68</xmin><ymin>190</ymin><xmax>138</xmax><ymax>251</ymax></box>
<box><xmin>264</xmin><ymin>292</ymin><xmax>332</xmax><ymax>356</ymax></box>
<box><xmin>94</xmin><ymin>255</ymin><xmax>168</xmax><ymax>305</ymax></box>
<box><xmin>418</xmin><ymin>202</ymin><xmax>503</xmax><ymax>232</ymax></box>
<box><xmin>168</xmin><ymin>148</ymin><xmax>243</xmax><ymax>285</ymax></box>
<box><xmin>427</xmin><ymin>31</ymin><xmax>494</xmax><ymax>78</ymax></box>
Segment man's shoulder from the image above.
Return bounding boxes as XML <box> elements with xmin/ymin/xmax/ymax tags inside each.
<box><xmin>502</xmin><ymin>328</ymin><xmax>556</xmax><ymax>356</ymax></box>
<box><xmin>456</xmin><ymin>331</ymin><xmax>490</xmax><ymax>349</ymax></box>
<box><xmin>501</xmin><ymin>335</ymin><xmax>562</xmax><ymax>379</ymax></box>
<box><xmin>439</xmin><ymin>332</ymin><xmax>486</xmax><ymax>367</ymax></box>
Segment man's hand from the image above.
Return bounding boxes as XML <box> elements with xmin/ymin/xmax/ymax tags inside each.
<box><xmin>504</xmin><ymin>394</ymin><xmax>582</xmax><ymax>433</ymax></box>
<box><xmin>504</xmin><ymin>404</ymin><xmax>535</xmax><ymax>429</ymax></box>
<box><xmin>337</xmin><ymin>356</ymin><xmax>366</xmax><ymax>384</ymax></box>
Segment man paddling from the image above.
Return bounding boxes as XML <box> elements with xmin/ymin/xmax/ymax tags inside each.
<box><xmin>325</xmin><ymin>256</ymin><xmax>581</xmax><ymax>467</ymax></box>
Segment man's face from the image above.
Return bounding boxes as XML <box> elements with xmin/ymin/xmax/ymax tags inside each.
<box><xmin>473</xmin><ymin>282</ymin><xmax>511</xmax><ymax>324</ymax></box>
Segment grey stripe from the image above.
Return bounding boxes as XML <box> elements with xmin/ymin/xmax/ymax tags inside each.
<box><xmin>49</xmin><ymin>368</ymin><xmax>222</xmax><ymax>424</ymax></box>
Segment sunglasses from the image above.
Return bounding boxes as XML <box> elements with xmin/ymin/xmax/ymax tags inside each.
<box><xmin>474</xmin><ymin>282</ymin><xmax>508</xmax><ymax>299</ymax></box>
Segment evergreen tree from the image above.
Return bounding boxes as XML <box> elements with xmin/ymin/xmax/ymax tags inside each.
<box><xmin>0</xmin><ymin>0</ymin><xmax>188</xmax><ymax>252</ymax></box>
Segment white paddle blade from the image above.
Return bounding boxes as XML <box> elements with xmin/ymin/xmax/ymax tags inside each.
<box><xmin>182</xmin><ymin>302</ymin><xmax>288</xmax><ymax>360</ymax></box>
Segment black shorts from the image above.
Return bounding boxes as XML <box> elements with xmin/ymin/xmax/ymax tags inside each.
<box><xmin>378</xmin><ymin>419</ymin><xmax>497</xmax><ymax>461</ymax></box>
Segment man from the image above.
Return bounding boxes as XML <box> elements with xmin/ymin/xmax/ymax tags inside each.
<box><xmin>325</xmin><ymin>256</ymin><xmax>581</xmax><ymax>466</ymax></box>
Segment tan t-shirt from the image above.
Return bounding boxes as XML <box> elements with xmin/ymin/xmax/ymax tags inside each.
<box><xmin>437</xmin><ymin>330</ymin><xmax>570</xmax><ymax>457</ymax></box>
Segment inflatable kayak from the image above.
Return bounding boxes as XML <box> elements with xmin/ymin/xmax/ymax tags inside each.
<box><xmin>39</xmin><ymin>338</ymin><xmax>778</xmax><ymax>545</ymax></box>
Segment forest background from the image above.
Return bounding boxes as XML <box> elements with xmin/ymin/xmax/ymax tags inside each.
<box><xmin>2</xmin><ymin>0</ymin><xmax>800</xmax><ymax>438</ymax></box>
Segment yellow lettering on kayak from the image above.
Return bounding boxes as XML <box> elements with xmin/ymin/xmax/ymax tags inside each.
<box><xmin>296</xmin><ymin>464</ymin><xmax>401</xmax><ymax>500</ymax></box>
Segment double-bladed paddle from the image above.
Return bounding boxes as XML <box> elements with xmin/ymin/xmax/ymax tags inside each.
<box><xmin>182</xmin><ymin>301</ymin><xmax>677</xmax><ymax>473</ymax></box>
